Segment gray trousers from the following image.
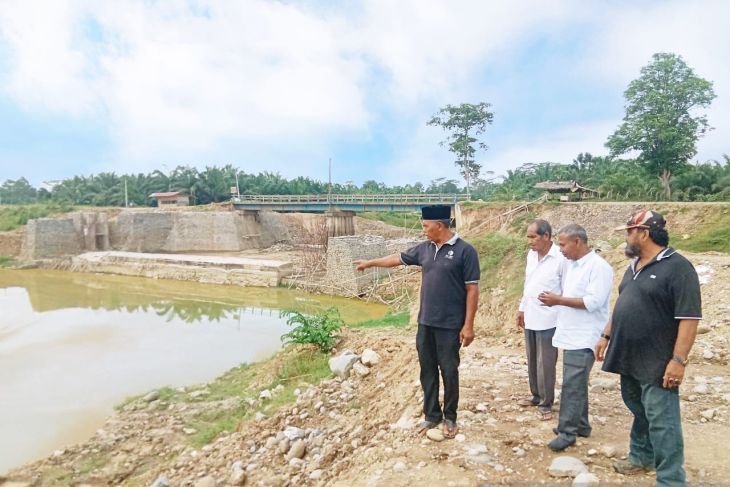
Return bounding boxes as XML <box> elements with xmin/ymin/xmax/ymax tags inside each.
<box><xmin>556</xmin><ymin>348</ymin><xmax>595</xmax><ymax>440</ymax></box>
<box><xmin>524</xmin><ymin>327</ymin><xmax>558</xmax><ymax>412</ymax></box>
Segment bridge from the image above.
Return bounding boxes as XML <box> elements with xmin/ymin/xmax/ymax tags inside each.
<box><xmin>231</xmin><ymin>193</ymin><xmax>467</xmax><ymax>213</ymax></box>
<box><xmin>232</xmin><ymin>193</ymin><xmax>467</xmax><ymax>237</ymax></box>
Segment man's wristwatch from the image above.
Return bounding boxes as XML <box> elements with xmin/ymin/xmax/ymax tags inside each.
<box><xmin>600</xmin><ymin>333</ymin><xmax>611</xmax><ymax>340</ymax></box>
<box><xmin>671</xmin><ymin>354</ymin><xmax>689</xmax><ymax>366</ymax></box>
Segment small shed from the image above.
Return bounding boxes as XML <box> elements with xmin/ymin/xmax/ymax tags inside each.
<box><xmin>149</xmin><ymin>191</ymin><xmax>190</xmax><ymax>207</ymax></box>
<box><xmin>534</xmin><ymin>181</ymin><xmax>598</xmax><ymax>201</ymax></box>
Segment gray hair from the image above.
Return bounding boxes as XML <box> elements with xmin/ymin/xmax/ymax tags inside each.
<box><xmin>530</xmin><ymin>219</ymin><xmax>552</xmax><ymax>238</ymax></box>
<box><xmin>558</xmin><ymin>223</ymin><xmax>588</xmax><ymax>243</ymax></box>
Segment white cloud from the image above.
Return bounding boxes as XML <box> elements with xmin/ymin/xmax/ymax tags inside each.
<box><xmin>0</xmin><ymin>0</ymin><xmax>728</xmax><ymax>183</ymax></box>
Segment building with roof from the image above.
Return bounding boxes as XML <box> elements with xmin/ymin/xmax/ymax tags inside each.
<box><xmin>149</xmin><ymin>191</ymin><xmax>190</xmax><ymax>207</ymax></box>
<box><xmin>534</xmin><ymin>181</ymin><xmax>598</xmax><ymax>201</ymax></box>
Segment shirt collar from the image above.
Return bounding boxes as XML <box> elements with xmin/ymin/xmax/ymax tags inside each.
<box><xmin>630</xmin><ymin>247</ymin><xmax>675</xmax><ymax>271</ymax></box>
<box><xmin>546</xmin><ymin>242</ymin><xmax>561</xmax><ymax>258</ymax></box>
<box><xmin>573</xmin><ymin>249</ymin><xmax>595</xmax><ymax>267</ymax></box>
<box><xmin>431</xmin><ymin>232</ymin><xmax>460</xmax><ymax>247</ymax></box>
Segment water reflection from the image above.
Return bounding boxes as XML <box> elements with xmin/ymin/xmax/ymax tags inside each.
<box><xmin>0</xmin><ymin>269</ymin><xmax>386</xmax><ymax>473</ymax></box>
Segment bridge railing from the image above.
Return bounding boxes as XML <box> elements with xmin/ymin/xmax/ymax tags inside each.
<box><xmin>234</xmin><ymin>193</ymin><xmax>468</xmax><ymax>204</ymax></box>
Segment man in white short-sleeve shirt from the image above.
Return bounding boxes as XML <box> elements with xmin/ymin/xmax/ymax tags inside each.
<box><xmin>538</xmin><ymin>223</ymin><xmax>613</xmax><ymax>452</ymax></box>
<box><xmin>516</xmin><ymin>219</ymin><xmax>564</xmax><ymax>420</ymax></box>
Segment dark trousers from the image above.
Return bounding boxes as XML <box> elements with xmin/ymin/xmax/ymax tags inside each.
<box><xmin>621</xmin><ymin>374</ymin><xmax>686</xmax><ymax>486</ymax></box>
<box><xmin>524</xmin><ymin>327</ymin><xmax>558</xmax><ymax>412</ymax></box>
<box><xmin>416</xmin><ymin>324</ymin><xmax>461</xmax><ymax>423</ymax></box>
<box><xmin>556</xmin><ymin>348</ymin><xmax>594</xmax><ymax>440</ymax></box>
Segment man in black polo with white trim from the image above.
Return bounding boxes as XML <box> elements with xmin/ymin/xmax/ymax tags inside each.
<box><xmin>596</xmin><ymin>210</ymin><xmax>702</xmax><ymax>486</ymax></box>
<box><xmin>354</xmin><ymin>205</ymin><xmax>480</xmax><ymax>439</ymax></box>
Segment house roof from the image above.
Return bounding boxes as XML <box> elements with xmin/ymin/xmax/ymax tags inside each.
<box><xmin>149</xmin><ymin>191</ymin><xmax>187</xmax><ymax>198</ymax></box>
<box><xmin>534</xmin><ymin>180</ymin><xmax>597</xmax><ymax>193</ymax></box>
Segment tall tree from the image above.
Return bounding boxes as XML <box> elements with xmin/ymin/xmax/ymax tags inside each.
<box><xmin>427</xmin><ymin>102</ymin><xmax>494</xmax><ymax>199</ymax></box>
<box><xmin>606</xmin><ymin>52</ymin><xmax>716</xmax><ymax>199</ymax></box>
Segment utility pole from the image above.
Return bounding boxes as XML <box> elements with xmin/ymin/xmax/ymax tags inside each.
<box><xmin>328</xmin><ymin>157</ymin><xmax>332</xmax><ymax>209</ymax></box>
<box><xmin>235</xmin><ymin>169</ymin><xmax>241</xmax><ymax>199</ymax></box>
<box><xmin>124</xmin><ymin>177</ymin><xmax>129</xmax><ymax>208</ymax></box>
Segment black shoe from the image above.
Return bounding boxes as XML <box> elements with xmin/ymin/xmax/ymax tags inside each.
<box><xmin>552</xmin><ymin>426</ymin><xmax>590</xmax><ymax>438</ymax></box>
<box><xmin>548</xmin><ymin>435</ymin><xmax>576</xmax><ymax>452</ymax></box>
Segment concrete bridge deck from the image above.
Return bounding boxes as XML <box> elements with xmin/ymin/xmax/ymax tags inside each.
<box><xmin>232</xmin><ymin>193</ymin><xmax>466</xmax><ymax>213</ymax></box>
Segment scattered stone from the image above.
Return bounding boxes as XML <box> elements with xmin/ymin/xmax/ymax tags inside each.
<box><xmin>548</xmin><ymin>456</ymin><xmax>589</xmax><ymax>477</ymax></box>
<box><xmin>309</xmin><ymin>469</ymin><xmax>323</xmax><ymax>480</ymax></box>
<box><xmin>259</xmin><ymin>389</ymin><xmax>272</xmax><ymax>400</ymax></box>
<box><xmin>590</xmin><ymin>377</ymin><xmax>617</xmax><ymax>392</ymax></box>
<box><xmin>475</xmin><ymin>402</ymin><xmax>489</xmax><ymax>412</ymax></box>
<box><xmin>352</xmin><ymin>362</ymin><xmax>371</xmax><ymax>377</ymax></box>
<box><xmin>143</xmin><ymin>390</ymin><xmax>160</xmax><ymax>402</ymax></box>
<box><xmin>600</xmin><ymin>445</ymin><xmax>617</xmax><ymax>458</ymax></box>
<box><xmin>701</xmin><ymin>409</ymin><xmax>716</xmax><ymax>420</ymax></box>
<box><xmin>393</xmin><ymin>461</ymin><xmax>407</xmax><ymax>472</ymax></box>
<box><xmin>194</xmin><ymin>477</ymin><xmax>217</xmax><ymax>487</ymax></box>
<box><xmin>287</xmin><ymin>439</ymin><xmax>306</xmax><ymax>460</ymax></box>
<box><xmin>255</xmin><ymin>412</ymin><xmax>266</xmax><ymax>421</ymax></box>
<box><xmin>693</xmin><ymin>384</ymin><xmax>711</xmax><ymax>395</ymax></box>
<box><xmin>329</xmin><ymin>351</ymin><xmax>360</xmax><ymax>379</ymax></box>
<box><xmin>573</xmin><ymin>472</ymin><xmax>600</xmax><ymax>486</ymax></box>
<box><xmin>150</xmin><ymin>475</ymin><xmax>171</xmax><ymax>487</ymax></box>
<box><xmin>183</xmin><ymin>427</ymin><xmax>197</xmax><ymax>435</ymax></box>
<box><xmin>455</xmin><ymin>433</ymin><xmax>466</xmax><ymax>442</ymax></box>
<box><xmin>278</xmin><ymin>438</ymin><xmax>290</xmax><ymax>454</ymax></box>
<box><xmin>361</xmin><ymin>349</ymin><xmax>381</xmax><ymax>366</ymax></box>
<box><xmin>289</xmin><ymin>457</ymin><xmax>305</xmax><ymax>468</ymax></box>
<box><xmin>512</xmin><ymin>447</ymin><xmax>526</xmax><ymax>456</ymax></box>
<box><xmin>229</xmin><ymin>465</ymin><xmax>246</xmax><ymax>486</ymax></box>
<box><xmin>703</xmin><ymin>349</ymin><xmax>715</xmax><ymax>360</ymax></box>
<box><xmin>426</xmin><ymin>428</ymin><xmax>445</xmax><ymax>442</ymax></box>
<box><xmin>283</xmin><ymin>426</ymin><xmax>306</xmax><ymax>441</ymax></box>
<box><xmin>587</xmin><ymin>448</ymin><xmax>598</xmax><ymax>456</ymax></box>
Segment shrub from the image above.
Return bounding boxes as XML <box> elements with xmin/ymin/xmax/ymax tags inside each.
<box><xmin>280</xmin><ymin>307</ymin><xmax>344</xmax><ymax>352</ymax></box>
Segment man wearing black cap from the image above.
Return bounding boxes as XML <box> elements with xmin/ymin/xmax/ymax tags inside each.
<box><xmin>596</xmin><ymin>210</ymin><xmax>702</xmax><ymax>486</ymax></box>
<box><xmin>354</xmin><ymin>204</ymin><xmax>480</xmax><ymax>439</ymax></box>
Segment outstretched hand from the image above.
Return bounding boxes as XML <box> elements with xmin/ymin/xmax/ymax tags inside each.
<box><xmin>353</xmin><ymin>260</ymin><xmax>369</xmax><ymax>272</ymax></box>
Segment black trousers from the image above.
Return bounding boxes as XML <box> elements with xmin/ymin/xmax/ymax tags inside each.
<box><xmin>416</xmin><ymin>323</ymin><xmax>461</xmax><ymax>423</ymax></box>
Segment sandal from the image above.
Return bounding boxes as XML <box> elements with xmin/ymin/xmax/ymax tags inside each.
<box><xmin>537</xmin><ymin>410</ymin><xmax>553</xmax><ymax>421</ymax></box>
<box><xmin>443</xmin><ymin>419</ymin><xmax>458</xmax><ymax>439</ymax></box>
<box><xmin>416</xmin><ymin>420</ymin><xmax>441</xmax><ymax>437</ymax></box>
<box><xmin>516</xmin><ymin>397</ymin><xmax>538</xmax><ymax>407</ymax></box>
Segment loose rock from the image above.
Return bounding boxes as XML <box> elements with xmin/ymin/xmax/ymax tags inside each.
<box><xmin>548</xmin><ymin>456</ymin><xmax>589</xmax><ymax>477</ymax></box>
<box><xmin>573</xmin><ymin>472</ymin><xmax>600</xmax><ymax>486</ymax></box>
<box><xmin>426</xmin><ymin>428</ymin><xmax>445</xmax><ymax>442</ymax></box>
<box><xmin>352</xmin><ymin>362</ymin><xmax>371</xmax><ymax>377</ymax></box>
<box><xmin>287</xmin><ymin>439</ymin><xmax>306</xmax><ymax>460</ymax></box>
<box><xmin>361</xmin><ymin>349</ymin><xmax>381</xmax><ymax>366</ymax></box>
<box><xmin>329</xmin><ymin>351</ymin><xmax>360</xmax><ymax>378</ymax></box>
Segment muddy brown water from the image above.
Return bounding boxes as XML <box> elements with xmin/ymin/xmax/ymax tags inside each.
<box><xmin>0</xmin><ymin>269</ymin><xmax>387</xmax><ymax>473</ymax></box>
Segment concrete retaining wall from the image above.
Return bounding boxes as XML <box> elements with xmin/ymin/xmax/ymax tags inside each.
<box><xmin>325</xmin><ymin>235</ymin><xmax>421</xmax><ymax>296</ymax></box>
<box><xmin>21</xmin><ymin>212</ymin><xmax>109</xmax><ymax>260</ymax></box>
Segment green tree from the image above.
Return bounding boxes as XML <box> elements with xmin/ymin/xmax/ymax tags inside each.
<box><xmin>606</xmin><ymin>52</ymin><xmax>716</xmax><ymax>200</ymax></box>
<box><xmin>427</xmin><ymin>102</ymin><xmax>494</xmax><ymax>199</ymax></box>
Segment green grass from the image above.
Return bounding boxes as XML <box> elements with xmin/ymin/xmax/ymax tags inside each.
<box><xmin>358</xmin><ymin>211</ymin><xmax>421</xmax><ymax>230</ymax></box>
<box><xmin>471</xmin><ymin>231</ymin><xmax>527</xmax><ymax>290</ymax></box>
<box><xmin>350</xmin><ymin>310</ymin><xmax>409</xmax><ymax>329</ymax></box>
<box><xmin>671</xmin><ymin>211</ymin><xmax>730</xmax><ymax>253</ymax></box>
<box><xmin>0</xmin><ymin>203</ymin><xmax>74</xmax><ymax>231</ymax></box>
<box><xmin>0</xmin><ymin>255</ymin><xmax>17</xmax><ymax>267</ymax></box>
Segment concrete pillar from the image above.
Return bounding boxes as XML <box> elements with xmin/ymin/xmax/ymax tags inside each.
<box><xmin>325</xmin><ymin>210</ymin><xmax>355</xmax><ymax>237</ymax></box>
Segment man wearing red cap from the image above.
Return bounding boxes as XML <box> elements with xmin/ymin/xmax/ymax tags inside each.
<box><xmin>354</xmin><ymin>205</ymin><xmax>480</xmax><ymax>440</ymax></box>
<box><xmin>597</xmin><ymin>210</ymin><xmax>702</xmax><ymax>486</ymax></box>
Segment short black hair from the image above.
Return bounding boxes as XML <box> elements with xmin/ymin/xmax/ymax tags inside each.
<box><xmin>530</xmin><ymin>219</ymin><xmax>552</xmax><ymax>238</ymax></box>
<box><xmin>648</xmin><ymin>226</ymin><xmax>669</xmax><ymax>246</ymax></box>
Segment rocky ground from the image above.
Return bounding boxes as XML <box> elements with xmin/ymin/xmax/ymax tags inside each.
<box><xmin>2</xmin><ymin>249</ymin><xmax>728</xmax><ymax>487</ymax></box>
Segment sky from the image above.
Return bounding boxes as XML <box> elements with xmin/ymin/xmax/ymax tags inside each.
<box><xmin>0</xmin><ymin>0</ymin><xmax>729</xmax><ymax>188</ymax></box>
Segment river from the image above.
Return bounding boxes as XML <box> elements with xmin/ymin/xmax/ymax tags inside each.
<box><xmin>0</xmin><ymin>269</ymin><xmax>387</xmax><ymax>473</ymax></box>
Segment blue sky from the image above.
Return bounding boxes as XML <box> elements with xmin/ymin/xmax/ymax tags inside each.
<box><xmin>1</xmin><ymin>0</ymin><xmax>728</xmax><ymax>188</ymax></box>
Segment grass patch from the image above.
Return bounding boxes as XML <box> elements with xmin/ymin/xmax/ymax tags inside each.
<box><xmin>471</xmin><ymin>231</ymin><xmax>527</xmax><ymax>290</ymax></box>
<box><xmin>0</xmin><ymin>255</ymin><xmax>17</xmax><ymax>267</ymax></box>
<box><xmin>358</xmin><ymin>211</ymin><xmax>421</xmax><ymax>230</ymax></box>
<box><xmin>0</xmin><ymin>203</ymin><xmax>74</xmax><ymax>231</ymax></box>
<box><xmin>671</xmin><ymin>215</ymin><xmax>730</xmax><ymax>253</ymax></box>
<box><xmin>350</xmin><ymin>310</ymin><xmax>409</xmax><ymax>329</ymax></box>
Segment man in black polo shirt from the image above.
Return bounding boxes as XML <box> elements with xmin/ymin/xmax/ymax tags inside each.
<box><xmin>596</xmin><ymin>210</ymin><xmax>702</xmax><ymax>487</ymax></box>
<box><xmin>354</xmin><ymin>205</ymin><xmax>480</xmax><ymax>439</ymax></box>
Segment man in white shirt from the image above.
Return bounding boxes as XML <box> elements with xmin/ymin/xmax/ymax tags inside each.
<box><xmin>538</xmin><ymin>223</ymin><xmax>613</xmax><ymax>452</ymax></box>
<box><xmin>516</xmin><ymin>219</ymin><xmax>563</xmax><ymax>421</ymax></box>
